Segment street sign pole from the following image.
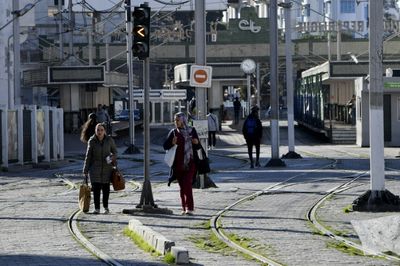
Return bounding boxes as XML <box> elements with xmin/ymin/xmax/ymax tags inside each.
<box><xmin>194</xmin><ymin>0</ymin><xmax>216</xmax><ymax>189</ymax></box>
<box><xmin>195</xmin><ymin>0</ymin><xmax>207</xmax><ymax>121</ymax></box>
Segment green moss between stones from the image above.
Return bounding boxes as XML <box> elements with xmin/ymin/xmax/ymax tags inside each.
<box><xmin>123</xmin><ymin>227</ymin><xmax>161</xmax><ymax>257</ymax></box>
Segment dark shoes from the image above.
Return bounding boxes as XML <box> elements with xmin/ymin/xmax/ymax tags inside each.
<box><xmin>255</xmin><ymin>161</ymin><xmax>260</xmax><ymax>167</ymax></box>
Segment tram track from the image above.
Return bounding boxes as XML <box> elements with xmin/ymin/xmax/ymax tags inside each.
<box><xmin>210</xmin><ymin>144</ymin><xmax>400</xmax><ymax>265</ymax></box>
<box><xmin>210</xmin><ymin>159</ymin><xmax>339</xmax><ymax>265</ymax></box>
<box><xmin>306</xmin><ymin>176</ymin><xmax>400</xmax><ymax>263</ymax></box>
<box><xmin>65</xmin><ymin>176</ymin><xmax>141</xmax><ymax>266</ymax></box>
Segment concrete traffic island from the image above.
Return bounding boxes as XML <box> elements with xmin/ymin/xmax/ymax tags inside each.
<box><xmin>352</xmin><ymin>215</ymin><xmax>400</xmax><ymax>256</ymax></box>
<box><xmin>128</xmin><ymin>219</ymin><xmax>189</xmax><ymax>264</ymax></box>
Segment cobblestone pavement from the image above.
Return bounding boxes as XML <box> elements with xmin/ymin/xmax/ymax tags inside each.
<box><xmin>0</xmin><ymin>123</ymin><xmax>399</xmax><ymax>265</ymax></box>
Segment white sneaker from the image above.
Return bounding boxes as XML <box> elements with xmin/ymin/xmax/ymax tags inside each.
<box><xmin>185</xmin><ymin>210</ymin><xmax>194</xmax><ymax>215</ymax></box>
<box><xmin>93</xmin><ymin>209</ymin><xmax>100</xmax><ymax>214</ymax></box>
<box><xmin>104</xmin><ymin>208</ymin><xmax>110</xmax><ymax>214</ymax></box>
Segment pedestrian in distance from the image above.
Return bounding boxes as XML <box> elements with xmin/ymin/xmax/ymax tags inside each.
<box><xmin>347</xmin><ymin>94</ymin><xmax>356</xmax><ymax>126</ymax></box>
<box><xmin>83</xmin><ymin>123</ymin><xmax>117</xmax><ymax>214</ymax></box>
<box><xmin>96</xmin><ymin>104</ymin><xmax>111</xmax><ymax>134</ymax></box>
<box><xmin>163</xmin><ymin>112</ymin><xmax>201</xmax><ymax>215</ymax></box>
<box><xmin>207</xmin><ymin>109</ymin><xmax>219</xmax><ymax>150</ymax></box>
<box><xmin>233</xmin><ymin>97</ymin><xmax>241</xmax><ymax>125</ymax></box>
<box><xmin>242</xmin><ymin>105</ymin><xmax>263</xmax><ymax>168</ymax></box>
<box><xmin>80</xmin><ymin>113</ymin><xmax>97</xmax><ymax>144</ymax></box>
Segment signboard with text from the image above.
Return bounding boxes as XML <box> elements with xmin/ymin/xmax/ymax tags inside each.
<box><xmin>192</xmin><ymin>120</ymin><xmax>208</xmax><ymax>139</ymax></box>
<box><xmin>48</xmin><ymin>66</ymin><xmax>105</xmax><ymax>84</ymax></box>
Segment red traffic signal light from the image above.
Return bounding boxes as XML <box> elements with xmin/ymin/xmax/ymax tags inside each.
<box><xmin>132</xmin><ymin>6</ymin><xmax>150</xmax><ymax>60</ymax></box>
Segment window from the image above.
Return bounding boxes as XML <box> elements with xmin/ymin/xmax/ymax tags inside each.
<box><xmin>340</xmin><ymin>0</ymin><xmax>355</xmax><ymax>13</ymax></box>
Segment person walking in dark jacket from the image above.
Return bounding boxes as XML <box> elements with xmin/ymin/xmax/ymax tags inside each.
<box><xmin>83</xmin><ymin>123</ymin><xmax>117</xmax><ymax>214</ymax></box>
<box><xmin>207</xmin><ymin>110</ymin><xmax>219</xmax><ymax>149</ymax></box>
<box><xmin>233</xmin><ymin>97</ymin><xmax>241</xmax><ymax>125</ymax></box>
<box><xmin>80</xmin><ymin>113</ymin><xmax>97</xmax><ymax>143</ymax></box>
<box><xmin>163</xmin><ymin>112</ymin><xmax>201</xmax><ymax>215</ymax></box>
<box><xmin>242</xmin><ymin>106</ymin><xmax>263</xmax><ymax>168</ymax></box>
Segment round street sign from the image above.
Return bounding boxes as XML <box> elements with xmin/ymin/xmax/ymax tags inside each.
<box><xmin>190</xmin><ymin>65</ymin><xmax>212</xmax><ymax>88</ymax></box>
<box><xmin>194</xmin><ymin>69</ymin><xmax>207</xmax><ymax>83</ymax></box>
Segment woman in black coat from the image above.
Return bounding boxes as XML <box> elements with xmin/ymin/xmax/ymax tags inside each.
<box><xmin>83</xmin><ymin>123</ymin><xmax>117</xmax><ymax>214</ymax></box>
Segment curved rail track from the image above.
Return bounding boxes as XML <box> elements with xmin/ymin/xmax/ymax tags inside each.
<box><xmin>65</xmin><ymin>176</ymin><xmax>140</xmax><ymax>266</ymax></box>
<box><xmin>210</xmin><ymin>147</ymin><xmax>400</xmax><ymax>265</ymax></box>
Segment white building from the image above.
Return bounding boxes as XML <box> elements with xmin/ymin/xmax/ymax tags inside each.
<box><xmin>282</xmin><ymin>0</ymin><xmax>400</xmax><ymax>39</ymax></box>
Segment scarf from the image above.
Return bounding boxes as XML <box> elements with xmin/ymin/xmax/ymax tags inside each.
<box><xmin>177</xmin><ymin>126</ymin><xmax>193</xmax><ymax>169</ymax></box>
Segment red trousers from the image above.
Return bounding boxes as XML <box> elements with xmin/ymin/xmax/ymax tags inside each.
<box><xmin>176</xmin><ymin>160</ymin><xmax>196</xmax><ymax>211</ymax></box>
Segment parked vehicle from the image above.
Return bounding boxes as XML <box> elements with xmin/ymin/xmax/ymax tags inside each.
<box><xmin>114</xmin><ymin>109</ymin><xmax>141</xmax><ymax>121</ymax></box>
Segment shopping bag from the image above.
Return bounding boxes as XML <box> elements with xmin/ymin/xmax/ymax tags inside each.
<box><xmin>196</xmin><ymin>146</ymin><xmax>211</xmax><ymax>174</ymax></box>
<box><xmin>164</xmin><ymin>144</ymin><xmax>177</xmax><ymax>167</ymax></box>
<box><xmin>112</xmin><ymin>167</ymin><xmax>125</xmax><ymax>191</ymax></box>
<box><xmin>79</xmin><ymin>183</ymin><xmax>91</xmax><ymax>213</ymax></box>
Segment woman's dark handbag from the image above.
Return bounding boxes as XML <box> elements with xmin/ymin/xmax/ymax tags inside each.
<box><xmin>111</xmin><ymin>167</ymin><xmax>125</xmax><ymax>191</ymax></box>
<box><xmin>196</xmin><ymin>147</ymin><xmax>211</xmax><ymax>174</ymax></box>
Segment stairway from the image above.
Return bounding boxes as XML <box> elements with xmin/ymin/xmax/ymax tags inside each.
<box><xmin>330</xmin><ymin>126</ymin><xmax>356</xmax><ymax>144</ymax></box>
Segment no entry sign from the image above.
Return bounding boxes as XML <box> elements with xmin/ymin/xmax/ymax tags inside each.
<box><xmin>190</xmin><ymin>65</ymin><xmax>212</xmax><ymax>88</ymax></box>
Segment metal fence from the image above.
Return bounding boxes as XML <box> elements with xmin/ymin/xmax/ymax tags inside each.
<box><xmin>0</xmin><ymin>105</ymin><xmax>64</xmax><ymax>169</ymax></box>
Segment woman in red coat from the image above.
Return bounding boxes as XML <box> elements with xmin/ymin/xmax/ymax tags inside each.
<box><xmin>163</xmin><ymin>112</ymin><xmax>200</xmax><ymax>215</ymax></box>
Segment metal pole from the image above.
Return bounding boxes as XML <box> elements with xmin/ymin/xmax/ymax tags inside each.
<box><xmin>256</xmin><ymin>63</ymin><xmax>260</xmax><ymax>113</ymax></box>
<box><xmin>352</xmin><ymin>0</ymin><xmax>399</xmax><ymax>212</ymax></box>
<box><xmin>266</xmin><ymin>0</ymin><xmax>285</xmax><ymax>167</ymax></box>
<box><xmin>327</xmin><ymin>1</ymin><xmax>331</xmax><ymax>61</ymax></box>
<box><xmin>195</xmin><ymin>0</ymin><xmax>207</xmax><ymax>188</ymax></box>
<box><xmin>246</xmin><ymin>74</ymin><xmax>251</xmax><ymax>114</ymax></box>
<box><xmin>369</xmin><ymin>0</ymin><xmax>385</xmax><ymax>193</ymax></box>
<box><xmin>195</xmin><ymin>0</ymin><xmax>206</xmax><ymax>120</ymax></box>
<box><xmin>138</xmin><ymin>56</ymin><xmax>155</xmax><ymax>207</ymax></box>
<box><xmin>68</xmin><ymin>0</ymin><xmax>74</xmax><ymax>58</ymax></box>
<box><xmin>337</xmin><ymin>20</ymin><xmax>341</xmax><ymax>61</ymax></box>
<box><xmin>58</xmin><ymin>0</ymin><xmax>63</xmax><ymax>61</ymax></box>
<box><xmin>12</xmin><ymin>0</ymin><xmax>21</xmax><ymax>106</ymax></box>
<box><xmin>88</xmin><ymin>15</ymin><xmax>94</xmax><ymax>65</ymax></box>
<box><xmin>124</xmin><ymin>0</ymin><xmax>137</xmax><ymax>153</ymax></box>
<box><xmin>7</xmin><ymin>35</ymin><xmax>14</xmax><ymax>109</ymax></box>
<box><xmin>282</xmin><ymin>0</ymin><xmax>300</xmax><ymax>159</ymax></box>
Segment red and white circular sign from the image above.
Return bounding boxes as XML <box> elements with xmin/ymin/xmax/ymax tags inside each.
<box><xmin>190</xmin><ymin>65</ymin><xmax>212</xmax><ymax>88</ymax></box>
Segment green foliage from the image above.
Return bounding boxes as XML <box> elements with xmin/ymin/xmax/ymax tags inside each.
<box><xmin>343</xmin><ymin>204</ymin><xmax>353</xmax><ymax>213</ymax></box>
<box><xmin>123</xmin><ymin>228</ymin><xmax>161</xmax><ymax>257</ymax></box>
<box><xmin>163</xmin><ymin>252</ymin><xmax>175</xmax><ymax>264</ymax></box>
<box><xmin>327</xmin><ymin>240</ymin><xmax>364</xmax><ymax>256</ymax></box>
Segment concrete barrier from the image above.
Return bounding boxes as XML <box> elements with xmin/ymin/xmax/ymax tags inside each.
<box><xmin>171</xmin><ymin>246</ymin><xmax>189</xmax><ymax>264</ymax></box>
<box><xmin>128</xmin><ymin>218</ymin><xmax>177</xmax><ymax>255</ymax></box>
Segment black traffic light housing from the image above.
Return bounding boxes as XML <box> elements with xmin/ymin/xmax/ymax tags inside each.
<box><xmin>132</xmin><ymin>5</ymin><xmax>150</xmax><ymax>60</ymax></box>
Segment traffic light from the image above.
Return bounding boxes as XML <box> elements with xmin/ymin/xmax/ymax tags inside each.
<box><xmin>132</xmin><ymin>5</ymin><xmax>150</xmax><ymax>60</ymax></box>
